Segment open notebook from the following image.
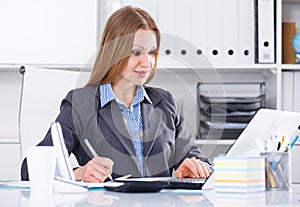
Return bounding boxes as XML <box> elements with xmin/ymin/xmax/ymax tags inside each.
<box><xmin>51</xmin><ymin>122</ymin><xmax>123</xmax><ymax>191</ymax></box>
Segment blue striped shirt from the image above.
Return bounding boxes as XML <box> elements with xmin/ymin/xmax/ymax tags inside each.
<box><xmin>99</xmin><ymin>83</ymin><xmax>152</xmax><ymax>177</ymax></box>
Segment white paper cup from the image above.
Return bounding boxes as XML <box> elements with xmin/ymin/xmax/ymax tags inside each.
<box><xmin>27</xmin><ymin>146</ymin><xmax>56</xmax><ymax>192</ymax></box>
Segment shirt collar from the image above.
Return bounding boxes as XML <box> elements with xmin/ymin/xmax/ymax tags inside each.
<box><xmin>99</xmin><ymin>83</ymin><xmax>152</xmax><ymax>108</ymax></box>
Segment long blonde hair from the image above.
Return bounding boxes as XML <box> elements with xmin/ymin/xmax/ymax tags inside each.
<box><xmin>86</xmin><ymin>6</ymin><xmax>160</xmax><ymax>86</ymax></box>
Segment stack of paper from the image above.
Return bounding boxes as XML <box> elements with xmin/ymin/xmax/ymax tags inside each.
<box><xmin>213</xmin><ymin>156</ymin><xmax>265</xmax><ymax>193</ymax></box>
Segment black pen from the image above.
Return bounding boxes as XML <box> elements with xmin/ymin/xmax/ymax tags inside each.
<box><xmin>277</xmin><ymin>141</ymin><xmax>281</xmax><ymax>151</ymax></box>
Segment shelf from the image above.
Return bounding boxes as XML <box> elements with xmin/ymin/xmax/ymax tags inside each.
<box><xmin>283</xmin><ymin>0</ymin><xmax>300</xmax><ymax>3</ymax></box>
<box><xmin>0</xmin><ymin>64</ymin><xmax>93</xmax><ymax>72</ymax></box>
<box><xmin>195</xmin><ymin>139</ymin><xmax>236</xmax><ymax>145</ymax></box>
<box><xmin>0</xmin><ymin>138</ymin><xmax>20</xmax><ymax>144</ymax></box>
<box><xmin>214</xmin><ymin>64</ymin><xmax>277</xmax><ymax>70</ymax></box>
<box><xmin>282</xmin><ymin>64</ymin><xmax>300</xmax><ymax>70</ymax></box>
<box><xmin>158</xmin><ymin>64</ymin><xmax>278</xmax><ymax>71</ymax></box>
<box><xmin>0</xmin><ymin>65</ymin><xmax>22</xmax><ymax>72</ymax></box>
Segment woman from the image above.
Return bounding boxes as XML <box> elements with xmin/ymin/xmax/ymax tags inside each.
<box><xmin>21</xmin><ymin>6</ymin><xmax>212</xmax><ymax>182</ymax></box>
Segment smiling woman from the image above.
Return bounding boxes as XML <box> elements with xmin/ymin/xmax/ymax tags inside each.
<box><xmin>116</xmin><ymin>29</ymin><xmax>157</xmax><ymax>101</ymax></box>
<box><xmin>20</xmin><ymin>5</ymin><xmax>213</xmax><ymax>183</ymax></box>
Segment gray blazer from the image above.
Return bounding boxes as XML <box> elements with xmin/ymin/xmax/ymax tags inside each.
<box><xmin>21</xmin><ymin>85</ymin><xmax>209</xmax><ymax>180</ymax></box>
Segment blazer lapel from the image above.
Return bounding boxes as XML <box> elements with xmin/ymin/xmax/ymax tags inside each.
<box><xmin>98</xmin><ymin>101</ymin><xmax>140</xmax><ymax>168</ymax></box>
<box><xmin>142</xmin><ymin>98</ymin><xmax>163</xmax><ymax>158</ymax></box>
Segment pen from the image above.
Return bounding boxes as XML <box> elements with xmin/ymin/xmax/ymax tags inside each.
<box><xmin>277</xmin><ymin>136</ymin><xmax>285</xmax><ymax>151</ymax></box>
<box><xmin>277</xmin><ymin>141</ymin><xmax>281</xmax><ymax>151</ymax></box>
<box><xmin>283</xmin><ymin>125</ymin><xmax>300</xmax><ymax>152</ymax></box>
<box><xmin>115</xmin><ymin>174</ymin><xmax>132</xmax><ymax>181</ymax></box>
<box><xmin>290</xmin><ymin>135</ymin><xmax>299</xmax><ymax>150</ymax></box>
<box><xmin>83</xmin><ymin>138</ymin><xmax>114</xmax><ymax>181</ymax></box>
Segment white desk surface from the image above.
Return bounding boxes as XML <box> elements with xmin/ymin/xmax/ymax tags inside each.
<box><xmin>1</xmin><ymin>184</ymin><xmax>300</xmax><ymax>207</ymax></box>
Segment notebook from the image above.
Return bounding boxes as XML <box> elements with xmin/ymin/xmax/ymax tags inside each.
<box><xmin>51</xmin><ymin>122</ymin><xmax>123</xmax><ymax>190</ymax></box>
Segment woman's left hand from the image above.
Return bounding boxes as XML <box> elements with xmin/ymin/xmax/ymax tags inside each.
<box><xmin>174</xmin><ymin>157</ymin><xmax>212</xmax><ymax>179</ymax></box>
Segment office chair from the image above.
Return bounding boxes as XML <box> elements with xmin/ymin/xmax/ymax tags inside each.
<box><xmin>19</xmin><ymin>65</ymin><xmax>90</xmax><ymax>167</ymax></box>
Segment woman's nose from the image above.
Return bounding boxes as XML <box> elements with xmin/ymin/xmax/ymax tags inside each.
<box><xmin>140</xmin><ymin>53</ymin><xmax>151</xmax><ymax>68</ymax></box>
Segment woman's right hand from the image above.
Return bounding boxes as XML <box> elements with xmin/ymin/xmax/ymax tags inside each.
<box><xmin>74</xmin><ymin>157</ymin><xmax>114</xmax><ymax>183</ymax></box>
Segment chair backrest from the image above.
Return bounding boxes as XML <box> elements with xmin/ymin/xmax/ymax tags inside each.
<box><xmin>19</xmin><ymin>65</ymin><xmax>90</xmax><ymax>159</ymax></box>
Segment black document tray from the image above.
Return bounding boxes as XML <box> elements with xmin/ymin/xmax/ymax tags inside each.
<box><xmin>199</xmin><ymin>95</ymin><xmax>264</xmax><ymax>111</ymax></box>
<box><xmin>200</xmin><ymin>107</ymin><xmax>256</xmax><ymax>123</ymax></box>
<box><xmin>199</xmin><ymin>120</ymin><xmax>247</xmax><ymax>139</ymax></box>
<box><xmin>197</xmin><ymin>82</ymin><xmax>265</xmax><ymax>140</ymax></box>
<box><xmin>200</xmin><ymin>120</ymin><xmax>247</xmax><ymax>130</ymax></box>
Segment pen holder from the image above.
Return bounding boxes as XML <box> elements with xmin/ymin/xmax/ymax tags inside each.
<box><xmin>261</xmin><ymin>152</ymin><xmax>291</xmax><ymax>191</ymax></box>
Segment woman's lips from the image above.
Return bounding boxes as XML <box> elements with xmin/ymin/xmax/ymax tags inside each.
<box><xmin>135</xmin><ymin>70</ymin><xmax>149</xmax><ymax>77</ymax></box>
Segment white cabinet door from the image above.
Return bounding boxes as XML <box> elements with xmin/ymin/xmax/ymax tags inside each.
<box><xmin>0</xmin><ymin>143</ymin><xmax>21</xmax><ymax>180</ymax></box>
<box><xmin>294</xmin><ymin>72</ymin><xmax>300</xmax><ymax>112</ymax></box>
<box><xmin>0</xmin><ymin>0</ymin><xmax>97</xmax><ymax>65</ymax></box>
<box><xmin>281</xmin><ymin>71</ymin><xmax>300</xmax><ymax>112</ymax></box>
<box><xmin>282</xmin><ymin>71</ymin><xmax>294</xmax><ymax>111</ymax></box>
<box><xmin>291</xmin><ymin>145</ymin><xmax>300</xmax><ymax>183</ymax></box>
<box><xmin>0</xmin><ymin>70</ymin><xmax>22</xmax><ymax>139</ymax></box>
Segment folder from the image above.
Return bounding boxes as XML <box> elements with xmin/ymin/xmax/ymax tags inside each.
<box><xmin>174</xmin><ymin>0</ymin><xmax>191</xmax><ymax>67</ymax></box>
<box><xmin>205</xmin><ymin>0</ymin><xmax>222</xmax><ymax>66</ymax></box>
<box><xmin>190</xmin><ymin>0</ymin><xmax>207</xmax><ymax>59</ymax></box>
<box><xmin>174</xmin><ymin>0</ymin><xmax>190</xmax><ymax>43</ymax></box>
<box><xmin>157</xmin><ymin>0</ymin><xmax>175</xmax><ymax>35</ymax></box>
<box><xmin>282</xmin><ymin>22</ymin><xmax>296</xmax><ymax>64</ymax></box>
<box><xmin>255</xmin><ymin>0</ymin><xmax>276</xmax><ymax>63</ymax></box>
<box><xmin>221</xmin><ymin>0</ymin><xmax>238</xmax><ymax>65</ymax></box>
<box><xmin>238</xmin><ymin>0</ymin><xmax>255</xmax><ymax>65</ymax></box>
<box><xmin>157</xmin><ymin>0</ymin><xmax>176</xmax><ymax>68</ymax></box>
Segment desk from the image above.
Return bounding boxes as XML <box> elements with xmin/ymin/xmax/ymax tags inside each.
<box><xmin>1</xmin><ymin>185</ymin><xmax>300</xmax><ymax>207</ymax></box>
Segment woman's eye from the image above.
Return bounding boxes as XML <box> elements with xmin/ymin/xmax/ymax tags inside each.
<box><xmin>148</xmin><ymin>50</ymin><xmax>157</xmax><ymax>56</ymax></box>
<box><xmin>131</xmin><ymin>50</ymin><xmax>141</xmax><ymax>56</ymax></box>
